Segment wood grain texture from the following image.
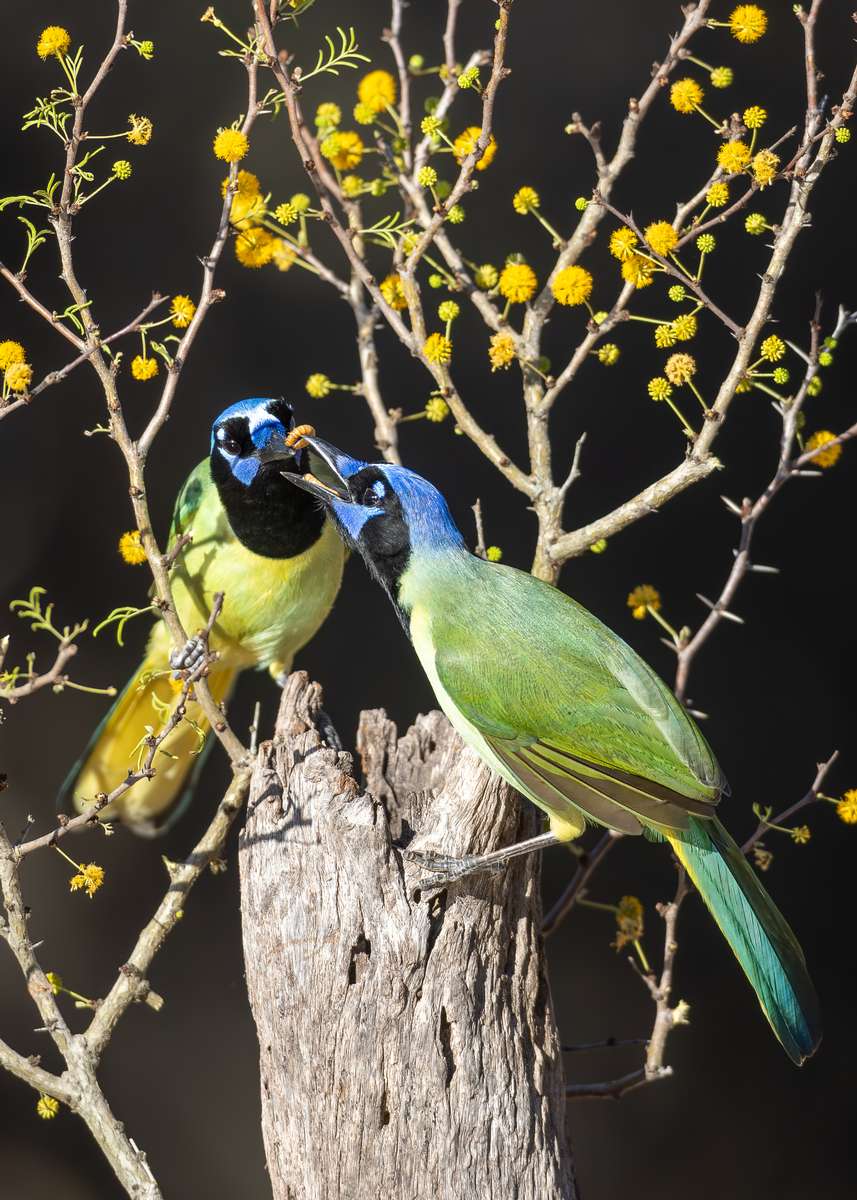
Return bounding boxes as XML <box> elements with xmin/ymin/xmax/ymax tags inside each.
<box><xmin>239</xmin><ymin>672</ymin><xmax>575</xmax><ymax>1200</ymax></box>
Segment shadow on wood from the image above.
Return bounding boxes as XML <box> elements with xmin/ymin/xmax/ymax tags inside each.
<box><xmin>239</xmin><ymin>672</ymin><xmax>576</xmax><ymax>1199</ymax></box>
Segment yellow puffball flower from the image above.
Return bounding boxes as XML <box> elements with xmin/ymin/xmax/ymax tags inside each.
<box><xmin>745</xmin><ymin>212</ymin><xmax>768</xmax><ymax>235</ymax></box>
<box><xmin>475</xmin><ymin>263</ymin><xmax>499</xmax><ymax>290</ymax></box>
<box><xmin>791</xmin><ymin>825</ymin><xmax>811</xmax><ymax>845</ymax></box>
<box><xmin>357</xmin><ymin>69</ymin><xmax>396</xmax><ymax>114</ymax></box>
<box><xmin>425</xmin><ymin>396</ymin><xmax>450</xmax><ymax>423</ymax></box>
<box><xmin>320</xmin><ymin>130</ymin><xmax>364</xmax><ymax>171</ymax></box>
<box><xmin>489</xmin><ymin>332</ymin><xmax>516</xmax><ymax>371</ymax></box>
<box><xmin>655</xmin><ymin>324</ymin><xmax>677</xmax><ymax>349</ymax></box>
<box><xmin>729</xmin><ymin>5</ymin><xmax>767</xmax><ymax>44</ymax></box>
<box><xmin>498</xmin><ymin>262</ymin><xmax>537</xmax><ymax>304</ymax></box>
<box><xmin>644</xmin><ymin>221</ymin><xmax>679</xmax><ymax>257</ymax></box>
<box><xmin>127</xmin><ymin>114</ymin><xmax>153</xmax><ymax>146</ymax></box>
<box><xmin>380</xmin><ymin>273</ymin><xmax>408</xmax><ymax>311</ymax></box>
<box><xmin>647</xmin><ymin>377</ymin><xmax>673</xmax><ymax>401</ymax></box>
<box><xmin>0</xmin><ymin>340</ymin><xmax>26</xmax><ymax>369</ymax></box>
<box><xmin>274</xmin><ymin>202</ymin><xmax>299</xmax><ymax>226</ymax></box>
<box><xmin>453</xmin><ymin>126</ymin><xmax>497</xmax><ymax>170</ymax></box>
<box><xmin>290</xmin><ymin>193</ymin><xmax>311</xmax><ymax>214</ymax></box>
<box><xmin>271</xmin><ymin>239</ymin><xmax>297</xmax><ymax>272</ymax></box>
<box><xmin>552</xmin><ymin>265</ymin><xmax>593</xmax><ymax>306</ymax></box>
<box><xmin>513</xmin><ymin>186</ymin><xmax>540</xmax><ymax>214</ymax></box>
<box><xmin>69</xmin><ymin>862</ymin><xmax>105</xmax><ymax>898</ymax></box>
<box><xmin>423</xmin><ymin>332</ymin><xmax>453</xmax><ymax>364</ymax></box>
<box><xmin>306</xmin><ymin>374</ymin><xmax>332</xmax><ymax>398</ymax></box>
<box><xmin>113</xmin><ymin>160</ymin><xmax>132</xmax><ymax>181</ymax></box>
<box><xmin>353</xmin><ymin>102</ymin><xmax>377</xmax><ymax>126</ymax></box>
<box><xmin>170</xmin><ymin>295</ymin><xmax>196</xmax><ymax>328</ymax></box>
<box><xmin>672</xmin><ymin>313</ymin><xmax>698</xmax><ymax>341</ymax></box>
<box><xmin>835</xmin><ymin>127</ymin><xmax>851</xmax><ymax>144</ymax></box>
<box><xmin>836</xmin><ymin>790</ymin><xmax>857</xmax><ymax>824</ymax></box>
<box><xmin>596</xmin><ymin>343</ymin><xmax>620</xmax><ymax>366</ymax></box>
<box><xmin>759</xmin><ymin>334</ymin><xmax>785</xmax><ymax>361</ymax></box>
<box><xmin>665</xmin><ymin>352</ymin><xmax>696</xmax><ymax>386</ymax></box>
<box><xmin>710</xmin><ymin>66</ymin><xmax>733</xmax><ymax>88</ymax></box>
<box><xmin>118</xmin><ymin>530</ymin><xmax>147</xmax><ymax>565</ymax></box>
<box><xmin>743</xmin><ymin>105</ymin><xmax>767</xmax><ymax>130</ymax></box>
<box><xmin>621</xmin><ymin>254</ymin><xmax>655</xmax><ymax>289</ymax></box>
<box><xmin>438</xmin><ymin>300</ymin><xmax>460</xmax><ymax>322</ymax></box>
<box><xmin>130</xmin><ymin>355</ymin><xmax>158</xmax><ymax>381</ymax></box>
<box><xmin>37</xmin><ymin>26</ymin><xmax>71</xmax><ymax>59</ymax></box>
<box><xmin>670</xmin><ymin>78</ymin><xmax>704</xmax><ymax>114</ymax></box>
<box><xmin>717</xmin><ymin>140</ymin><xmax>752</xmax><ymax>174</ymax></box>
<box><xmin>230</xmin><ymin>189</ymin><xmax>265</xmax><ymax>230</ymax></box>
<box><xmin>609</xmin><ymin>226</ymin><xmax>638</xmax><ymax>261</ymax></box>
<box><xmin>213</xmin><ymin>128</ymin><xmax>249</xmax><ymax>163</ymax></box>
<box><xmin>706</xmin><ymin>181</ymin><xmax>730</xmax><ymax>207</ymax></box>
<box><xmin>417</xmin><ymin>165</ymin><xmax>438</xmax><ymax>187</ymax></box>
<box><xmin>627</xmin><ymin>584</ymin><xmax>661</xmax><ymax>620</ymax></box>
<box><xmin>486</xmin><ymin>546</ymin><xmax>503</xmax><ymax>563</ymax></box>
<box><xmin>341</xmin><ymin>175</ymin><xmax>364</xmax><ymax>198</ymax></box>
<box><xmin>234</xmin><ymin>227</ymin><xmax>275</xmax><ymax>268</ymax></box>
<box><xmin>804</xmin><ymin>430</ymin><xmax>841</xmax><ymax>468</ymax></box>
<box><xmin>315</xmin><ymin>102</ymin><xmax>342</xmax><ymax>128</ymax></box>
<box><xmin>4</xmin><ymin>362</ymin><xmax>33</xmax><ymax>392</ymax></box>
<box><xmin>221</xmin><ymin>170</ymin><xmax>260</xmax><ymax>199</ymax></box>
<box><xmin>752</xmin><ymin>149</ymin><xmax>779</xmax><ymax>188</ymax></box>
<box><xmin>37</xmin><ymin>1095</ymin><xmax>60</xmax><ymax>1120</ymax></box>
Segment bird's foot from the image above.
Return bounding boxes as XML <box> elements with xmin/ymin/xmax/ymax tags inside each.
<box><xmin>405</xmin><ymin>848</ymin><xmax>506</xmax><ymax>890</ymax></box>
<box><xmin>170</xmin><ymin>635</ymin><xmax>207</xmax><ymax>677</ymax></box>
<box><xmin>317</xmin><ymin>708</ymin><xmax>343</xmax><ymax>751</ymax></box>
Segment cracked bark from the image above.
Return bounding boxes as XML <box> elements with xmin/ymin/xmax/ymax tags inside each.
<box><xmin>238</xmin><ymin>672</ymin><xmax>575</xmax><ymax>1200</ymax></box>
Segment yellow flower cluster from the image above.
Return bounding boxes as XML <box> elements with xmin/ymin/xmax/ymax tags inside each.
<box><xmin>551</xmin><ymin>265</ymin><xmax>592</xmax><ymax>306</ymax></box>
<box><xmin>69</xmin><ymin>862</ymin><xmax>105</xmax><ymax>898</ymax></box>
<box><xmin>645</xmin><ymin>221</ymin><xmax>678</xmax><ymax>257</ymax></box>
<box><xmin>729</xmin><ymin>5</ymin><xmax>767</xmax><ymax>44</ymax></box>
<box><xmin>170</xmin><ymin>295</ymin><xmax>196</xmax><ymax>328</ymax></box>
<box><xmin>321</xmin><ymin>130</ymin><xmax>364</xmax><ymax>170</ymax></box>
<box><xmin>489</xmin><ymin>332</ymin><xmax>516</xmax><ymax>371</ymax></box>
<box><xmin>498</xmin><ymin>262</ymin><xmax>537</xmax><ymax>304</ymax></box>
<box><xmin>235</xmin><ymin>227</ymin><xmax>275</xmax><ymax>269</ymax></box>
<box><xmin>621</xmin><ymin>255</ymin><xmax>655</xmax><ymax>289</ymax></box>
<box><xmin>357</xmin><ymin>70</ymin><xmax>396</xmax><ymax>114</ymax></box>
<box><xmin>380</xmin><ymin>273</ymin><xmax>408</xmax><ymax>311</ymax></box>
<box><xmin>131</xmin><ymin>354</ymin><xmax>158</xmax><ymax>381</ymax></box>
<box><xmin>425</xmin><ymin>396</ymin><xmax>449</xmax><ymax>422</ymax></box>
<box><xmin>627</xmin><ymin>585</ymin><xmax>661</xmax><ymax>620</ymax></box>
<box><xmin>752</xmin><ymin>149</ymin><xmax>779</xmax><ymax>187</ymax></box>
<box><xmin>513</xmin><ymin>186</ymin><xmax>540</xmax><ymax>214</ymax></box>
<box><xmin>452</xmin><ymin>126</ymin><xmax>497</xmax><ymax>170</ymax></box>
<box><xmin>424</xmin><ymin>332</ymin><xmax>453</xmax><ymax>364</ymax></box>
<box><xmin>118</xmin><ymin>530</ymin><xmax>147</xmax><ymax>565</ymax></box>
<box><xmin>609</xmin><ymin>226</ymin><xmax>638</xmax><ymax>261</ymax></box>
<box><xmin>1</xmin><ymin>340</ymin><xmax>33</xmax><ymax>393</ymax></box>
<box><xmin>670</xmin><ymin>78</ymin><xmax>704</xmax><ymax>114</ymax></box>
<box><xmin>213</xmin><ymin>128</ymin><xmax>249</xmax><ymax>163</ymax></box>
<box><xmin>127</xmin><ymin>114</ymin><xmax>153</xmax><ymax>145</ymax></box>
<box><xmin>837</xmin><ymin>790</ymin><xmax>857</xmax><ymax>824</ymax></box>
<box><xmin>37</xmin><ymin>26</ymin><xmax>71</xmax><ymax>59</ymax></box>
<box><xmin>718</xmin><ymin>140</ymin><xmax>751</xmax><ymax>174</ymax></box>
<box><xmin>804</xmin><ymin>430</ymin><xmax>841</xmax><ymax>468</ymax></box>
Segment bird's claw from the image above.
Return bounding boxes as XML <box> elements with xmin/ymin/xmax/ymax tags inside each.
<box><xmin>169</xmin><ymin>635</ymin><xmax>207</xmax><ymax>677</ymax></box>
<box><xmin>405</xmin><ymin>848</ymin><xmax>506</xmax><ymax>889</ymax></box>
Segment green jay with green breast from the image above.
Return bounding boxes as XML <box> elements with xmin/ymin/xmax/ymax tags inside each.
<box><xmin>271</xmin><ymin>435</ymin><xmax>821</xmax><ymax>1066</ymax></box>
<box><xmin>60</xmin><ymin>399</ymin><xmax>345</xmax><ymax>834</ymax></box>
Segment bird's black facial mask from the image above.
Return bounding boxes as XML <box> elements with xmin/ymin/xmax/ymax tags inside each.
<box><xmin>210</xmin><ymin>397</ymin><xmax>305</xmax><ymax>487</ymax></box>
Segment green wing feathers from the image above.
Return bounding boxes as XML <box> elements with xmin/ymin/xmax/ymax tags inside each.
<box><xmin>667</xmin><ymin>817</ymin><xmax>822</xmax><ymax>1064</ymax></box>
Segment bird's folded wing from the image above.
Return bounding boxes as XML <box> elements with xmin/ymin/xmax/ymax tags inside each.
<box><xmin>432</xmin><ymin>590</ymin><xmax>724</xmax><ymax>834</ymax></box>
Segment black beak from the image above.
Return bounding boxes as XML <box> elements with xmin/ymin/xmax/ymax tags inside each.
<box><xmin>281</xmin><ymin>436</ymin><xmax>351</xmax><ymax>503</ymax></box>
<box><xmin>256</xmin><ymin>429</ymin><xmax>299</xmax><ymax>467</ymax></box>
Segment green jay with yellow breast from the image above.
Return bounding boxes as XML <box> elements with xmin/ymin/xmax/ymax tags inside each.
<box><xmin>61</xmin><ymin>398</ymin><xmax>345</xmax><ymax>834</ymax></box>
<box><xmin>268</xmin><ymin>434</ymin><xmax>821</xmax><ymax>1066</ymax></box>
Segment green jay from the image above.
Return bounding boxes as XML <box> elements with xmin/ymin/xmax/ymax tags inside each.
<box><xmin>270</xmin><ymin>435</ymin><xmax>821</xmax><ymax>1065</ymax></box>
<box><xmin>60</xmin><ymin>399</ymin><xmax>345</xmax><ymax>834</ymax></box>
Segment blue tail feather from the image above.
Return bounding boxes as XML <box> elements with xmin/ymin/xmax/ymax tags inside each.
<box><xmin>667</xmin><ymin>817</ymin><xmax>821</xmax><ymax>1065</ymax></box>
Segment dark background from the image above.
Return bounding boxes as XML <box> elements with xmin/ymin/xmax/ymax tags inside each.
<box><xmin>2</xmin><ymin>2</ymin><xmax>855</xmax><ymax>1196</ymax></box>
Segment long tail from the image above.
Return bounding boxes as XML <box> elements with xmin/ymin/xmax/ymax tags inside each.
<box><xmin>59</xmin><ymin>633</ymin><xmax>237</xmax><ymax>835</ymax></box>
<box><xmin>666</xmin><ymin>816</ymin><xmax>821</xmax><ymax>1065</ymax></box>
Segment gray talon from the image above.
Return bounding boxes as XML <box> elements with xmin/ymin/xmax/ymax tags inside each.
<box><xmin>405</xmin><ymin>849</ymin><xmax>506</xmax><ymax>888</ymax></box>
<box><xmin>170</xmin><ymin>635</ymin><xmax>207</xmax><ymax>677</ymax></box>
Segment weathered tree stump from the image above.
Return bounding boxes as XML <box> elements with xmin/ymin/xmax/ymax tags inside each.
<box><xmin>238</xmin><ymin>672</ymin><xmax>575</xmax><ymax>1200</ymax></box>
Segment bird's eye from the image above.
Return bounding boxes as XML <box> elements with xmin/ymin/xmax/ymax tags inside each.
<box><xmin>221</xmin><ymin>436</ymin><xmax>241</xmax><ymax>455</ymax></box>
<box><xmin>362</xmin><ymin>485</ymin><xmax>384</xmax><ymax>507</ymax></box>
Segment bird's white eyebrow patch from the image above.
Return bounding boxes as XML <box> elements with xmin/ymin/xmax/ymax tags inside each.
<box><xmin>371</xmin><ymin>479</ymin><xmax>386</xmax><ymax>498</ymax></box>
